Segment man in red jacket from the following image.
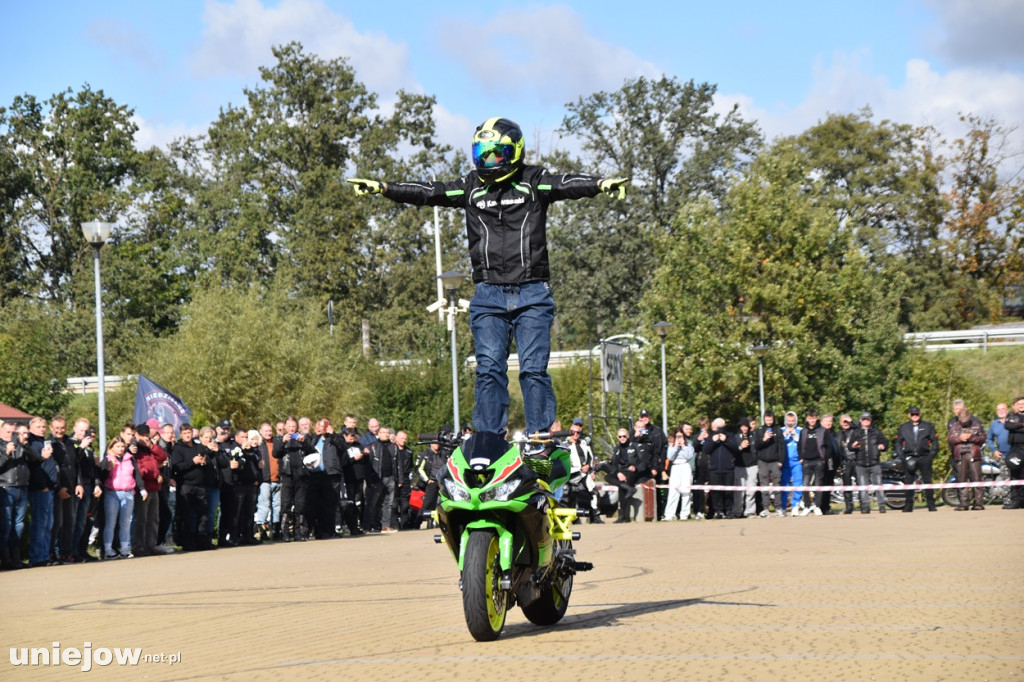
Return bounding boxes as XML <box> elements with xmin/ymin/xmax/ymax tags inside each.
<box><xmin>133</xmin><ymin>424</ymin><xmax>170</xmax><ymax>555</ymax></box>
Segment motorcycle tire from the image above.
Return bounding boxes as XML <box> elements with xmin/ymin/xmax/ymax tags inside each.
<box><xmin>941</xmin><ymin>476</ymin><xmax>998</xmax><ymax>507</ymax></box>
<box><xmin>521</xmin><ymin>539</ymin><xmax>573</xmax><ymax>626</ymax></box>
<box><xmin>883</xmin><ymin>481</ymin><xmax>908</xmax><ymax>510</ymax></box>
<box><xmin>941</xmin><ymin>485</ymin><xmax>962</xmax><ymax>508</ymax></box>
<box><xmin>462</xmin><ymin>530</ymin><xmax>508</xmax><ymax>642</ymax></box>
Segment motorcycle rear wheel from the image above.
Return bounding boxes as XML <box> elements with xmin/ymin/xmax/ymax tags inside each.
<box><xmin>941</xmin><ymin>477</ymin><xmax>996</xmax><ymax>507</ymax></box>
<box><xmin>521</xmin><ymin>539</ymin><xmax>573</xmax><ymax>626</ymax></box>
<box><xmin>462</xmin><ymin>530</ymin><xmax>508</xmax><ymax>641</ymax></box>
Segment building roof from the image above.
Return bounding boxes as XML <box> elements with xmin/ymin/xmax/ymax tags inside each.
<box><xmin>0</xmin><ymin>401</ymin><xmax>34</xmax><ymax>423</ymax></box>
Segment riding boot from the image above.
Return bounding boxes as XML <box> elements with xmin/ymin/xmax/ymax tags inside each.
<box><xmin>925</xmin><ymin>489</ymin><xmax>937</xmax><ymax>512</ymax></box>
<box><xmin>296</xmin><ymin>515</ymin><xmax>308</xmax><ymax>541</ymax></box>
<box><xmin>280</xmin><ymin>513</ymin><xmax>292</xmax><ymax>542</ymax></box>
<box><xmin>589</xmin><ymin>507</ymin><xmax>605</xmax><ymax>524</ymax></box>
<box><xmin>1004</xmin><ymin>486</ymin><xmax>1024</xmax><ymax>509</ymax></box>
<box><xmin>844</xmin><ymin>491</ymin><xmax>854</xmax><ymax>514</ymax></box>
<box><xmin>903</xmin><ymin>491</ymin><xmax>914</xmax><ymax>512</ymax></box>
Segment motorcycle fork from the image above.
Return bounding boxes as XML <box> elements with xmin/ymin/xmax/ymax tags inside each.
<box><xmin>457</xmin><ymin>521</ymin><xmax>515</xmax><ymax>573</ymax></box>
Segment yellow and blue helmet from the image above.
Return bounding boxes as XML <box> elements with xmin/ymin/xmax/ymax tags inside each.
<box><xmin>472</xmin><ymin>117</ymin><xmax>524</xmax><ymax>183</ymax></box>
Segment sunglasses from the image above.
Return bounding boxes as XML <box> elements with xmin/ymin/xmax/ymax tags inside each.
<box><xmin>617</xmin><ymin>434</ymin><xmax>629</xmax><ymax>439</ymax></box>
<box><xmin>570</xmin><ymin>429</ymin><xmax>582</xmax><ymax>434</ymax></box>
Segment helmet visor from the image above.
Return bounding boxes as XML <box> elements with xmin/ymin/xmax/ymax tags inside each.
<box><xmin>473</xmin><ymin>140</ymin><xmax>515</xmax><ymax>169</ymax></box>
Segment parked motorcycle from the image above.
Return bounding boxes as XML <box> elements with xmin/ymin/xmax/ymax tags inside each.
<box><xmin>879</xmin><ymin>459</ymin><xmax>912</xmax><ymax>510</ymax></box>
<box><xmin>430</xmin><ymin>429</ymin><xmax>593</xmax><ymax>641</ymax></box>
<box><xmin>940</xmin><ymin>455</ymin><xmax>1008</xmax><ymax>508</ymax></box>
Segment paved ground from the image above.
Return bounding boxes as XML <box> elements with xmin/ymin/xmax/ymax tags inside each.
<box><xmin>3</xmin><ymin>508</ymin><xmax>1022</xmax><ymax>681</ymax></box>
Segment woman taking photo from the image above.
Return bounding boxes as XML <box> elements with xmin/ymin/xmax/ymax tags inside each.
<box><xmin>100</xmin><ymin>438</ymin><xmax>146</xmax><ymax>559</ymax></box>
<box><xmin>663</xmin><ymin>425</ymin><xmax>695</xmax><ymax>521</ymax></box>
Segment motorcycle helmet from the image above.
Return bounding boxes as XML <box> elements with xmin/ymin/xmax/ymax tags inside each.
<box><xmin>472</xmin><ymin>117</ymin><xmax>524</xmax><ymax>183</ymax></box>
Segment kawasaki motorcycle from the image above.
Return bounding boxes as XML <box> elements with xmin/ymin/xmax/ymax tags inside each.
<box><xmin>426</xmin><ymin>429</ymin><xmax>593</xmax><ymax>641</ymax></box>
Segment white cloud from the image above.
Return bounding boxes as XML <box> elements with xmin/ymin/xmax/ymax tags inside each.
<box><xmin>722</xmin><ymin>49</ymin><xmax>1024</xmax><ymax>150</ymax></box>
<box><xmin>132</xmin><ymin>115</ymin><xmax>210</xmax><ymax>151</ymax></box>
<box><xmin>437</xmin><ymin>5</ymin><xmax>662</xmax><ymax>108</ymax></box>
<box><xmin>923</xmin><ymin>0</ymin><xmax>1024</xmax><ymax>68</ymax></box>
<box><xmin>191</xmin><ymin>0</ymin><xmax>415</xmax><ymax>97</ymax></box>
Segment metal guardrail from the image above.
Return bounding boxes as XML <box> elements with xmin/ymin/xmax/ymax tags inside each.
<box><xmin>65</xmin><ymin>375</ymin><xmax>134</xmax><ymax>395</ymax></box>
<box><xmin>465</xmin><ymin>326</ymin><xmax>1024</xmax><ymax>369</ymax></box>
<box><xmin>906</xmin><ymin>326</ymin><xmax>1024</xmax><ymax>352</ymax></box>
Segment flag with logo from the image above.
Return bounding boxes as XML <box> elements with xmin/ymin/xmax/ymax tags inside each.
<box><xmin>133</xmin><ymin>375</ymin><xmax>192</xmax><ymax>435</ymax></box>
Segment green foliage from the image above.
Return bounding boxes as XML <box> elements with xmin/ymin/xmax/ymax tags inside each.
<box><xmin>0</xmin><ymin>301</ymin><xmax>71</xmax><ymax>417</ymax></box>
<box><xmin>547</xmin><ymin>75</ymin><xmax>762</xmax><ymax>344</ymax></box>
<box><xmin>642</xmin><ymin>139</ymin><xmax>908</xmax><ymax>422</ymax></box>
<box><xmin>1</xmin><ymin>86</ymin><xmax>138</xmax><ymax>305</ymax></box>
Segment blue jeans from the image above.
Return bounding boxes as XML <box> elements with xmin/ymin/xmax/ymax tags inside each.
<box><xmin>470</xmin><ymin>281</ymin><xmax>556</xmax><ymax>434</ymax></box>
<box><xmin>781</xmin><ymin>457</ymin><xmax>803</xmax><ymax>510</ymax></box>
<box><xmin>103</xmin><ymin>490</ymin><xmax>135</xmax><ymax>555</ymax></box>
<box><xmin>205</xmin><ymin>487</ymin><xmax>220</xmax><ymax>537</ymax></box>
<box><xmin>28</xmin><ymin>489</ymin><xmax>54</xmax><ymax>564</ymax></box>
<box><xmin>1</xmin><ymin>486</ymin><xmax>28</xmax><ymax>553</ymax></box>
<box><xmin>257</xmin><ymin>481</ymin><xmax>281</xmax><ymax>524</ymax></box>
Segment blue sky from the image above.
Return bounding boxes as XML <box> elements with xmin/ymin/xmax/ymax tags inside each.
<box><xmin>1</xmin><ymin>0</ymin><xmax>1022</xmax><ymax>154</ymax></box>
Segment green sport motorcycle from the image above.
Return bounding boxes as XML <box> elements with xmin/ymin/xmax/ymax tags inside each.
<box><xmin>428</xmin><ymin>429</ymin><xmax>593</xmax><ymax>641</ymax></box>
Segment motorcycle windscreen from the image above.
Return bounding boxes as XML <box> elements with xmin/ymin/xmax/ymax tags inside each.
<box><xmin>463</xmin><ymin>431</ymin><xmax>514</xmax><ymax>470</ymax></box>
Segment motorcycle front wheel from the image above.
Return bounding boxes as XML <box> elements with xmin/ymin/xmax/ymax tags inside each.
<box><xmin>521</xmin><ymin>539</ymin><xmax>573</xmax><ymax>626</ymax></box>
<box><xmin>462</xmin><ymin>530</ymin><xmax>508</xmax><ymax>641</ymax></box>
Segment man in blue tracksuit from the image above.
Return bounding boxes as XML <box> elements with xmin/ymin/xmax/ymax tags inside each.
<box><xmin>780</xmin><ymin>411</ymin><xmax>803</xmax><ymax>515</ymax></box>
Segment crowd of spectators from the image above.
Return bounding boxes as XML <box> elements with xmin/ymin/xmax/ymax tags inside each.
<box><xmin>0</xmin><ymin>413</ymin><xmax>464</xmax><ymax>568</ymax></box>
<box><xmin>571</xmin><ymin>397</ymin><xmax>1024</xmax><ymax>522</ymax></box>
<box><xmin>1</xmin><ymin>396</ymin><xmax>1021</xmax><ymax>568</ymax></box>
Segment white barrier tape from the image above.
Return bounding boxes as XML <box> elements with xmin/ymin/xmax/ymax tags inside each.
<box><xmin>648</xmin><ymin>479</ymin><xmax>1024</xmax><ymax>493</ymax></box>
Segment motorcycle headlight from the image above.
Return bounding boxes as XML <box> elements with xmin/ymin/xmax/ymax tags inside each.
<box><xmin>443</xmin><ymin>478</ymin><xmax>471</xmax><ymax>502</ymax></box>
<box><xmin>480</xmin><ymin>477</ymin><xmax>523</xmax><ymax>502</ymax></box>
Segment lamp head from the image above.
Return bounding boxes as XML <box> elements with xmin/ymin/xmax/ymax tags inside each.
<box><xmin>81</xmin><ymin>221</ymin><xmax>113</xmax><ymax>246</ymax></box>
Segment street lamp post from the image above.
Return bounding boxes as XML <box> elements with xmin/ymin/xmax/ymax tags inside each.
<box><xmin>653</xmin><ymin>322</ymin><xmax>673</xmax><ymax>434</ymax></box>
<box><xmin>81</xmin><ymin>221</ymin><xmax>113</xmax><ymax>452</ymax></box>
<box><xmin>751</xmin><ymin>344</ymin><xmax>770</xmax><ymax>422</ymax></box>
<box><xmin>439</xmin><ymin>271</ymin><xmax>468</xmax><ymax>430</ymax></box>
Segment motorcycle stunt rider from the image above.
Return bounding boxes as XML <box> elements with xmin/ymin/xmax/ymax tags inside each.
<box><xmin>348</xmin><ymin>118</ymin><xmax>627</xmax><ymax>438</ymax></box>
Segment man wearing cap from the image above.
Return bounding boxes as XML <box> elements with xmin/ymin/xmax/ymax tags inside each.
<box><xmin>639</xmin><ymin>409</ymin><xmax>668</xmax><ymax>520</ymax></box>
<box><xmin>211</xmin><ymin>419</ymin><xmax>234</xmax><ymax>546</ymax></box>
<box><xmin>850</xmin><ymin>412</ymin><xmax>889</xmax><ymax>513</ymax></box>
<box><xmin>894</xmin><ymin>406</ymin><xmax>939</xmax><ymax>512</ymax></box>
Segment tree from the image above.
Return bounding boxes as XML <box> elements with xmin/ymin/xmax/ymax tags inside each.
<box><xmin>1</xmin><ymin>86</ymin><xmax>138</xmax><ymax>305</ymax></box>
<box><xmin>546</xmin><ymin>76</ymin><xmax>762</xmax><ymax>343</ymax></box>
<box><xmin>940</xmin><ymin>114</ymin><xmax>1024</xmax><ymax>318</ymax></box>
<box><xmin>0</xmin><ymin>300</ymin><xmax>71</xmax><ymax>417</ymax></box>
<box><xmin>642</xmin><ymin>139</ymin><xmax>908</xmax><ymax>421</ymax></box>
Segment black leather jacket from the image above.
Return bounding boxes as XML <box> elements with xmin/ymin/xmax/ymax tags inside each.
<box><xmin>850</xmin><ymin>426</ymin><xmax>889</xmax><ymax>467</ymax></box>
<box><xmin>0</xmin><ymin>438</ymin><xmax>30</xmax><ymax>487</ymax></box>
<box><xmin>894</xmin><ymin>420</ymin><xmax>938</xmax><ymax>459</ymax></box>
<box><xmin>384</xmin><ymin>165</ymin><xmax>602</xmax><ymax>284</ymax></box>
